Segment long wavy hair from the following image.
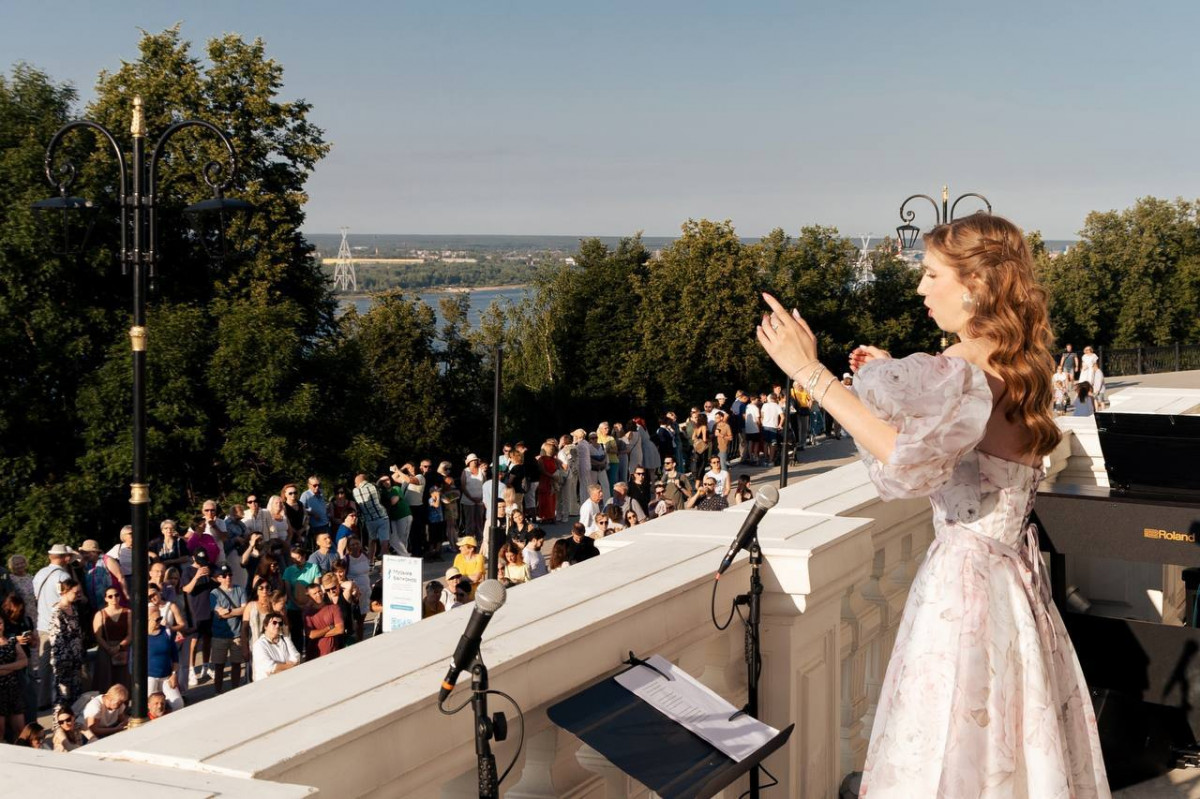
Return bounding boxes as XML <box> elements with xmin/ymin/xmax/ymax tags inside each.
<box><xmin>924</xmin><ymin>214</ymin><xmax>1061</xmax><ymax>456</ymax></box>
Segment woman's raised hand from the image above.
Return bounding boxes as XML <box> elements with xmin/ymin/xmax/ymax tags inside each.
<box><xmin>756</xmin><ymin>293</ymin><xmax>819</xmax><ymax>378</ymax></box>
<box><xmin>849</xmin><ymin>345</ymin><xmax>891</xmax><ymax>373</ymax></box>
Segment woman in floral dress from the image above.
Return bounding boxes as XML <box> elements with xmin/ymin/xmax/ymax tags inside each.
<box><xmin>48</xmin><ymin>578</ymin><xmax>85</xmax><ymax>712</ymax></box>
<box><xmin>757</xmin><ymin>214</ymin><xmax>1108</xmax><ymax>798</ymax></box>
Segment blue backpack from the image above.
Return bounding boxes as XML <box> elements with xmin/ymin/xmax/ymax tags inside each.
<box><xmin>85</xmin><ymin>556</ymin><xmax>115</xmax><ymax>609</ymax></box>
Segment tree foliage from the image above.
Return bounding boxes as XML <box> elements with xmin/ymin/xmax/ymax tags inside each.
<box><xmin>0</xmin><ymin>29</ymin><xmax>340</xmax><ymax>560</ymax></box>
<box><xmin>1035</xmin><ymin>197</ymin><xmax>1200</xmax><ymax>348</ymax></box>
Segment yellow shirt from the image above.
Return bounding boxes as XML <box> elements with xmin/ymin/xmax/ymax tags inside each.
<box><xmin>453</xmin><ymin>553</ymin><xmax>486</xmax><ymax>585</ymax></box>
<box><xmin>597</xmin><ymin>434</ymin><xmax>618</xmax><ymax>464</ymax></box>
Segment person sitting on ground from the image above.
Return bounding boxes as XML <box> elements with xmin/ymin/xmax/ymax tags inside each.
<box><xmin>422</xmin><ymin>582</ymin><xmax>445</xmax><ymax>618</ymax></box>
<box><xmin>702</xmin><ymin>456</ymin><xmax>731</xmax><ymax>497</ymax></box>
<box><xmin>368</xmin><ymin>582</ymin><xmax>384</xmax><ymax>637</ymax></box>
<box><xmin>449</xmin><ymin>579</ymin><xmax>473</xmax><ymax>609</ymax></box>
<box><xmin>1073</xmin><ymin>381</ymin><xmax>1095</xmax><ymax>417</ymax></box>
<box><xmin>604</xmin><ymin>482</ymin><xmax>646</xmax><ymax>523</ymax></box>
<box><xmin>730</xmin><ymin>474</ymin><xmax>754</xmax><ymax>505</ymax></box>
<box><xmin>452</xmin><ymin>536</ymin><xmax>486</xmax><ymax>592</ymax></box>
<box><xmin>498</xmin><ymin>543</ymin><xmax>531</xmax><ymax>587</ymax></box>
<box><xmin>564</xmin><ymin>522</ymin><xmax>600</xmax><ymax>564</ymax></box>
<box><xmin>507</xmin><ymin>508</ymin><xmax>539</xmax><ymax>549</ymax></box>
<box><xmin>522</xmin><ymin>529</ymin><xmax>548</xmax><ymax>579</ymax></box>
<box><xmin>686</xmin><ymin>477</ymin><xmax>729</xmax><ymax>511</ymax></box>
<box><xmin>13</xmin><ymin>721</ymin><xmax>45</xmax><ymax>748</ymax></box>
<box><xmin>549</xmin><ymin>539</ymin><xmax>570</xmax><ymax>571</ymax></box>
<box><xmin>80</xmin><ymin>684</ymin><xmax>129</xmax><ymax>739</ymax></box>
<box><xmin>440</xmin><ymin>568</ymin><xmax>462</xmax><ymax>609</ymax></box>
<box><xmin>252</xmin><ymin>611</ymin><xmax>300</xmax><ymax>680</ymax></box>
<box><xmin>579</xmin><ymin>483</ymin><xmax>604</xmax><ymax>534</ymax></box>
<box><xmin>147</xmin><ymin>691</ymin><xmax>170</xmax><ymax>721</ymax></box>
<box><xmin>51</xmin><ymin>708</ymin><xmax>85</xmax><ymax>751</ymax></box>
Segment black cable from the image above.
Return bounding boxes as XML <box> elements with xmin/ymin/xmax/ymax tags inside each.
<box><xmin>436</xmin><ymin>692</ymin><xmax>474</xmax><ymax>716</ymax></box>
<box><xmin>436</xmin><ymin>688</ymin><xmax>525</xmax><ymax>788</ymax></box>
<box><xmin>711</xmin><ymin>578</ymin><xmax>737</xmax><ymax>630</ymax></box>
<box><xmin>489</xmin><ymin>688</ymin><xmax>525</xmax><ymax>784</ymax></box>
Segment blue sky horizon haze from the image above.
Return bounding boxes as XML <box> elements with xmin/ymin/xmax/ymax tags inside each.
<box><xmin>2</xmin><ymin>0</ymin><xmax>1198</xmax><ymax>240</ymax></box>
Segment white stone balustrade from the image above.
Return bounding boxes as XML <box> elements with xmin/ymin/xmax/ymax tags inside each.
<box><xmin>66</xmin><ymin>456</ymin><xmax>937</xmax><ymax>798</ymax></box>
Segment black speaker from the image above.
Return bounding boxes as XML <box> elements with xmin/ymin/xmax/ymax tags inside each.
<box><xmin>1095</xmin><ymin>412</ymin><xmax>1200</xmax><ymax>497</ymax></box>
<box><xmin>1092</xmin><ymin>687</ymin><xmax>1195</xmax><ymax>789</ymax></box>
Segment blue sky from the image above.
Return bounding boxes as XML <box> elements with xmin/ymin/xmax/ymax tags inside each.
<box><xmin>2</xmin><ymin>0</ymin><xmax>1197</xmax><ymax>238</ymax></box>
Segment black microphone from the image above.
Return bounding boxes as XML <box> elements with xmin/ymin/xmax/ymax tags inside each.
<box><xmin>438</xmin><ymin>579</ymin><xmax>507</xmax><ymax>702</ymax></box>
<box><xmin>715</xmin><ymin>485</ymin><xmax>780</xmax><ymax>579</ymax></box>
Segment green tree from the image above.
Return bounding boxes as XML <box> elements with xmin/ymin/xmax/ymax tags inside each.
<box><xmin>632</xmin><ymin>220</ymin><xmax>764</xmax><ymax>406</ymax></box>
<box><xmin>341</xmin><ymin>292</ymin><xmax>447</xmax><ymax>461</ymax></box>
<box><xmin>851</xmin><ymin>241</ymin><xmax>939</xmax><ymax>357</ymax></box>
<box><xmin>1037</xmin><ymin>198</ymin><xmax>1200</xmax><ymax>347</ymax></box>
<box><xmin>754</xmin><ymin>225</ymin><xmax>861</xmax><ymax>370</ymax></box>
<box><xmin>0</xmin><ymin>28</ymin><xmax>335</xmax><ymax>562</ymax></box>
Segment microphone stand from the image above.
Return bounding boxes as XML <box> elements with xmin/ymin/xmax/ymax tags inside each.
<box><xmin>736</xmin><ymin>537</ymin><xmax>765</xmax><ymax>798</ymax></box>
<box><xmin>471</xmin><ymin>656</ymin><xmax>499</xmax><ymax>799</ymax></box>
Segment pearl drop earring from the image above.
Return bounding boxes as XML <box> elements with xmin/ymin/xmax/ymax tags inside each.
<box><xmin>961</xmin><ymin>292</ymin><xmax>975</xmax><ymax>307</ymax></box>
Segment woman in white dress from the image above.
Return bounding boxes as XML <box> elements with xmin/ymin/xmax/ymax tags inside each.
<box><xmin>757</xmin><ymin>214</ymin><xmax>1108</xmax><ymax>798</ymax></box>
<box><xmin>1078</xmin><ymin>345</ymin><xmax>1099</xmax><ymax>387</ymax></box>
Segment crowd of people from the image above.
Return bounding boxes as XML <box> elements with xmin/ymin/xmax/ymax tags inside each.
<box><xmin>1054</xmin><ymin>343</ymin><xmax>1106</xmax><ymax>416</ymax></box>
<box><xmin>0</xmin><ymin>379</ymin><xmax>850</xmax><ymax>751</ymax></box>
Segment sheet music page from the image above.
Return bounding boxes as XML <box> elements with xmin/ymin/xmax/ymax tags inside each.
<box><xmin>614</xmin><ymin>653</ymin><xmax>779</xmax><ymax>762</ymax></box>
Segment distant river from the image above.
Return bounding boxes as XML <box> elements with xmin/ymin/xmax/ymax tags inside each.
<box><xmin>340</xmin><ymin>286</ymin><xmax>532</xmax><ymax>328</ymax></box>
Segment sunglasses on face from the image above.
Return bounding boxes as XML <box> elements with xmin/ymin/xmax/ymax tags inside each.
<box><xmin>267</xmin><ymin>620</ymin><xmax>283</xmax><ymax>626</ymax></box>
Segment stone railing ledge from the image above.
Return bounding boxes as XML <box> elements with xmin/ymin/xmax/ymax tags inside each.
<box><xmin>6</xmin><ymin>744</ymin><xmax>315</xmax><ymax>797</ymax></box>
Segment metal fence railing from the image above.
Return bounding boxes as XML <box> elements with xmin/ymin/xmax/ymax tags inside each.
<box><xmin>1099</xmin><ymin>343</ymin><xmax>1200</xmax><ymax>377</ymax></box>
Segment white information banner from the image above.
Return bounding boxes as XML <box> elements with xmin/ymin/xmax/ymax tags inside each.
<box><xmin>381</xmin><ymin>555</ymin><xmax>423</xmax><ymax>631</ymax></box>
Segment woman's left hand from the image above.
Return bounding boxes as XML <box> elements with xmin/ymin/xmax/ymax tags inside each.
<box><xmin>756</xmin><ymin>293</ymin><xmax>819</xmax><ymax>377</ymax></box>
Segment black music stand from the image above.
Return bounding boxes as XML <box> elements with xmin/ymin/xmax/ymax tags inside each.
<box><xmin>547</xmin><ymin>661</ymin><xmax>794</xmax><ymax>799</ymax></box>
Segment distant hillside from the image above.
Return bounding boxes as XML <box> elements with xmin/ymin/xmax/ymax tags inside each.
<box><xmin>304</xmin><ymin>232</ymin><xmax>1078</xmax><ymax>292</ymax></box>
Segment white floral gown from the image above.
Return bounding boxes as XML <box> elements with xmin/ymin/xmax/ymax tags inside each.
<box><xmin>855</xmin><ymin>354</ymin><xmax>1109</xmax><ymax>799</ymax></box>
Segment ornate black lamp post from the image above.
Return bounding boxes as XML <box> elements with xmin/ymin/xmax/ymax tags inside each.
<box><xmin>895</xmin><ymin>184</ymin><xmax>992</xmax><ymax>250</ymax></box>
<box><xmin>895</xmin><ymin>184</ymin><xmax>992</xmax><ymax>348</ymax></box>
<box><xmin>33</xmin><ymin>96</ymin><xmax>251</xmax><ymax>725</ymax></box>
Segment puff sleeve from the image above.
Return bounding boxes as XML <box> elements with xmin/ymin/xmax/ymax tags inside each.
<box><xmin>853</xmin><ymin>354</ymin><xmax>992</xmax><ymax>500</ymax></box>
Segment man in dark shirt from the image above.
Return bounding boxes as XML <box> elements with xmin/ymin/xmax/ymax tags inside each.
<box><xmin>1059</xmin><ymin>344</ymin><xmax>1079</xmax><ymax>381</ymax></box>
<box><xmin>686</xmin><ymin>477</ymin><xmax>729</xmax><ymax>512</ymax></box>
<box><xmin>563</xmin><ymin>523</ymin><xmax>599</xmax><ymax>565</ymax></box>
<box><xmin>181</xmin><ymin>549</ymin><xmax>215</xmax><ymax>684</ymax></box>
